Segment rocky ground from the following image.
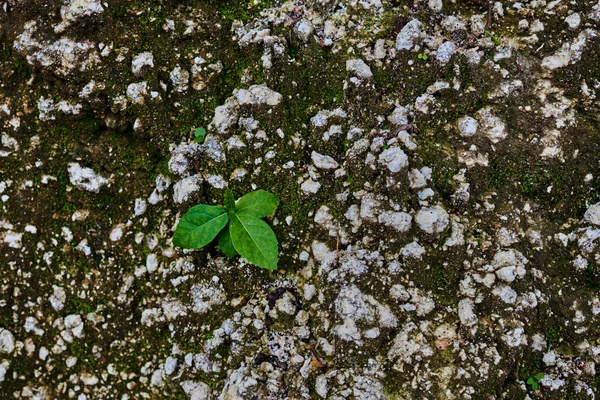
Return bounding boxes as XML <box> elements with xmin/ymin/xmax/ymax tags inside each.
<box><xmin>1</xmin><ymin>0</ymin><xmax>600</xmax><ymax>398</ymax></box>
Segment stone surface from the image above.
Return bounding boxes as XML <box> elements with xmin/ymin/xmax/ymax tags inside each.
<box><xmin>2</xmin><ymin>1</ymin><xmax>600</xmax><ymax>398</ymax></box>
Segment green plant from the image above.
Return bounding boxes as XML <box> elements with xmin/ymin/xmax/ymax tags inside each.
<box><xmin>527</xmin><ymin>373</ymin><xmax>544</xmax><ymax>391</ymax></box>
<box><xmin>193</xmin><ymin>127</ymin><xmax>206</xmax><ymax>143</ymax></box>
<box><xmin>417</xmin><ymin>53</ymin><xmax>428</xmax><ymax>61</ymax></box>
<box><xmin>173</xmin><ymin>189</ymin><xmax>279</xmax><ymax>270</ymax></box>
<box><xmin>485</xmin><ymin>30</ymin><xmax>501</xmax><ymax>46</ymax></box>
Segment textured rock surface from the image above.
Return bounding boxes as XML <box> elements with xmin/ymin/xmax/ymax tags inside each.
<box><xmin>2</xmin><ymin>0</ymin><xmax>600</xmax><ymax>398</ymax></box>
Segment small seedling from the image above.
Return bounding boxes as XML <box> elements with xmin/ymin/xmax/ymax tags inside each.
<box><xmin>417</xmin><ymin>53</ymin><xmax>428</xmax><ymax>61</ymax></box>
<box><xmin>173</xmin><ymin>189</ymin><xmax>279</xmax><ymax>270</ymax></box>
<box><xmin>193</xmin><ymin>127</ymin><xmax>206</xmax><ymax>144</ymax></box>
<box><xmin>526</xmin><ymin>373</ymin><xmax>544</xmax><ymax>391</ymax></box>
<box><xmin>485</xmin><ymin>30</ymin><xmax>501</xmax><ymax>46</ymax></box>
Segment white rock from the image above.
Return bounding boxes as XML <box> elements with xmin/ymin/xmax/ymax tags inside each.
<box><xmin>359</xmin><ymin>194</ymin><xmax>380</xmax><ymax>222</ymax></box>
<box><xmin>39</xmin><ymin>347</ymin><xmax>49</xmax><ymax>360</ymax></box>
<box><xmin>470</xmin><ymin>14</ymin><xmax>486</xmax><ymax>35</ymax></box>
<box><xmin>436</xmin><ymin>41</ymin><xmax>456</xmax><ymax>64</ymax></box>
<box><xmin>441</xmin><ymin>16</ymin><xmax>466</xmax><ymax>32</ymax></box>
<box><xmin>531</xmin><ymin>334</ymin><xmax>547</xmax><ymax>352</ymax></box>
<box><xmin>304</xmin><ymin>284</ymin><xmax>316</xmax><ymax>301</ymax></box>
<box><xmin>408</xmin><ymin>168</ymin><xmax>430</xmax><ymax>189</ymax></box>
<box><xmin>141</xmin><ymin>308</ymin><xmax>163</xmax><ymax>327</ymax></box>
<box><xmin>170</xmin><ymin>65</ymin><xmax>189</xmax><ymax>92</ymax></box>
<box><xmin>378</xmin><ymin>211</ymin><xmax>412</xmax><ymax>232</ymax></box>
<box><xmin>235</xmin><ymin>84</ymin><xmax>282</xmax><ymax>106</ymax></box>
<box><xmin>414</xmin><ymin>94</ymin><xmax>436</xmax><ymax>114</ymax></box>
<box><xmin>0</xmin><ymin>329</ymin><xmax>15</xmax><ymax>354</ymax></box>
<box><xmin>428</xmin><ymin>0</ymin><xmax>442</xmax><ymax>12</ymax></box>
<box><xmin>301</xmin><ymin>179</ymin><xmax>321</xmax><ymax>194</ymax></box>
<box><xmin>496</xmin><ymin>266</ymin><xmax>516</xmax><ymax>283</ymax></box>
<box><xmin>206</xmin><ymin>174</ymin><xmax>227</xmax><ymax>189</ymax></box>
<box><xmin>315</xmin><ymin>375</ymin><xmax>328</xmax><ymax>398</ymax></box>
<box><xmin>173</xmin><ymin>175</ymin><xmax>202</xmax><ymax>204</ymax></box>
<box><xmin>401</xmin><ymin>241</ymin><xmax>425</xmax><ymax>258</ymax></box>
<box><xmin>565</xmin><ymin>13</ymin><xmax>580</xmax><ymax>29</ymax></box>
<box><xmin>210</xmin><ymin>99</ymin><xmax>239</xmax><ymax>134</ymax></box>
<box><xmin>79</xmin><ymin>80</ymin><xmax>104</xmax><ymax>98</ymax></box>
<box><xmin>388</xmin><ymin>106</ymin><xmax>409</xmax><ymax>126</ymax></box>
<box><xmin>126</xmin><ymin>82</ymin><xmax>148</xmax><ymax>104</ymax></box>
<box><xmin>151</xmin><ymin>369</ymin><xmax>163</xmax><ymax>387</ymax></box>
<box><xmin>541</xmin><ymin>30</ymin><xmax>595</xmax><ymax>70</ymax></box>
<box><xmin>457</xmin><ymin>116</ymin><xmax>478</xmax><ymax>137</ymax></box>
<box><xmin>333</xmin><ymin>318</ymin><xmax>362</xmax><ymax>343</ymax></box>
<box><xmin>336</xmin><ymin>285</ymin><xmax>371</xmax><ymax>320</ymax></box>
<box><xmin>181</xmin><ymin>381</ymin><xmax>211</xmax><ymax>400</ymax></box>
<box><xmin>55</xmin><ymin>0</ymin><xmax>103</xmax><ymax>32</ymax></box>
<box><xmin>346</xmin><ymin>59</ymin><xmax>373</xmax><ymax>79</ymax></box>
<box><xmin>3</xmin><ymin>231</ymin><xmax>22</xmax><ymax>248</ymax></box>
<box><xmin>416</xmin><ymin>297</ymin><xmax>435</xmax><ymax>316</ymax></box>
<box><xmin>134</xmin><ymin>198</ymin><xmax>147</xmax><ymax>216</ymax></box>
<box><xmin>67</xmin><ymin>163</ymin><xmax>108</xmax><ymax>193</ymax></box>
<box><xmin>415</xmin><ymin>205</ymin><xmax>449</xmax><ymax>234</ymax></box>
<box><xmin>294</xmin><ymin>20</ymin><xmax>314</xmax><ymax>42</ymax></box>
<box><xmin>584</xmin><ymin>203</ymin><xmax>600</xmax><ymax>225</ymax></box>
<box><xmin>491</xmin><ymin>249</ymin><xmax>528</xmax><ymax>270</ymax></box>
<box><xmin>593</xmin><ymin>1</ymin><xmax>600</xmax><ymax>21</ymax></box>
<box><xmin>378</xmin><ymin>146</ymin><xmax>408</xmax><ymax>173</ymax></box>
<box><xmin>81</xmin><ymin>373</ymin><xmax>99</xmax><ymax>385</ymax></box>
<box><xmin>503</xmin><ymin>327</ymin><xmax>526</xmax><ymax>347</ymax></box>
<box><xmin>364</xmin><ymin>328</ymin><xmax>380</xmax><ymax>339</ymax></box>
<box><xmin>540</xmin><ymin>376</ymin><xmax>565</xmax><ymax>390</ymax></box>
<box><xmin>132</xmin><ymin>52</ymin><xmax>154</xmax><ymax>76</ymax></box>
<box><xmin>573</xmin><ymin>255</ymin><xmax>588</xmax><ymax>270</ymax></box>
<box><xmin>76</xmin><ymin>239</ymin><xmax>91</xmax><ymax>256</ymax></box>
<box><xmin>49</xmin><ymin>285</ymin><xmax>66</xmax><ymax>311</ymax></box>
<box><xmin>493</xmin><ymin>285</ymin><xmax>517</xmax><ymax>304</ymax></box>
<box><xmin>311</xmin><ymin>151</ymin><xmax>339</xmax><ymax>170</ymax></box>
<box><xmin>146</xmin><ymin>254</ymin><xmax>159</xmax><ymax>273</ymax></box>
<box><xmin>0</xmin><ymin>360</ymin><xmax>8</xmax><ymax>383</ymax></box>
<box><xmin>530</xmin><ymin>19</ymin><xmax>544</xmax><ymax>33</ymax></box>
<box><xmin>276</xmin><ymin>292</ymin><xmax>297</xmax><ymax>316</ymax></box>
<box><xmin>161</xmin><ymin>299</ymin><xmax>187</xmax><ymax>320</ymax></box>
<box><xmin>66</xmin><ymin>356</ymin><xmax>77</xmax><ymax>368</ymax></box>
<box><xmin>191</xmin><ymin>283</ymin><xmax>225</xmax><ymax>314</ymax></box>
<box><xmin>477</xmin><ymin>107</ymin><xmax>507</xmax><ymax>143</ymax></box>
<box><xmin>497</xmin><ymin>227</ymin><xmax>518</xmax><ymax>247</ymax></box>
<box><xmin>458</xmin><ymin>299</ymin><xmax>477</xmax><ymax>326</ymax></box>
<box><xmin>387</xmin><ymin>322</ymin><xmax>433</xmax><ymax>364</ymax></box>
<box><xmin>65</xmin><ymin>314</ymin><xmax>84</xmax><ymax>338</ymax></box>
<box><xmin>0</xmin><ymin>133</ymin><xmax>19</xmax><ymax>157</ymax></box>
<box><xmin>314</xmin><ymin>206</ymin><xmax>334</xmax><ymax>230</ymax></box>
<box><xmin>390</xmin><ymin>285</ymin><xmax>411</xmax><ymax>302</ymax></box>
<box><xmin>543</xmin><ymin>350</ymin><xmax>557</xmax><ymax>366</ymax></box>
<box><xmin>396</xmin><ymin>19</ymin><xmax>423</xmax><ymax>50</ymax></box>
<box><xmin>374</xmin><ymin>39</ymin><xmax>386</xmax><ymax>59</ymax></box>
<box><xmin>165</xmin><ymin>357</ymin><xmax>178</xmax><ymax>375</ymax></box>
<box><xmin>110</xmin><ymin>224</ymin><xmax>124</xmax><ymax>241</ymax></box>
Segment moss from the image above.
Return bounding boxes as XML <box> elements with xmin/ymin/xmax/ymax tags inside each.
<box><xmin>211</xmin><ymin>0</ymin><xmax>279</xmax><ymax>22</ymax></box>
<box><xmin>66</xmin><ymin>298</ymin><xmax>97</xmax><ymax>315</ymax></box>
<box><xmin>518</xmin><ymin>353</ymin><xmax>543</xmax><ymax>382</ymax></box>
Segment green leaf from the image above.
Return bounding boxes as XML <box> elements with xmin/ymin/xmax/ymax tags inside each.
<box><xmin>217</xmin><ymin>224</ymin><xmax>238</xmax><ymax>258</ymax></box>
<box><xmin>534</xmin><ymin>373</ymin><xmax>544</xmax><ymax>381</ymax></box>
<box><xmin>224</xmin><ymin>189</ymin><xmax>235</xmax><ymax>212</ymax></box>
<box><xmin>193</xmin><ymin>127</ymin><xmax>206</xmax><ymax>143</ymax></box>
<box><xmin>531</xmin><ymin>382</ymin><xmax>539</xmax><ymax>391</ymax></box>
<box><xmin>527</xmin><ymin>377</ymin><xmax>534</xmax><ymax>385</ymax></box>
<box><xmin>173</xmin><ymin>205</ymin><xmax>228</xmax><ymax>249</ymax></box>
<box><xmin>230</xmin><ymin>212</ymin><xmax>278</xmax><ymax>270</ymax></box>
<box><xmin>235</xmin><ymin>190</ymin><xmax>279</xmax><ymax>218</ymax></box>
<box><xmin>485</xmin><ymin>30</ymin><xmax>500</xmax><ymax>45</ymax></box>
